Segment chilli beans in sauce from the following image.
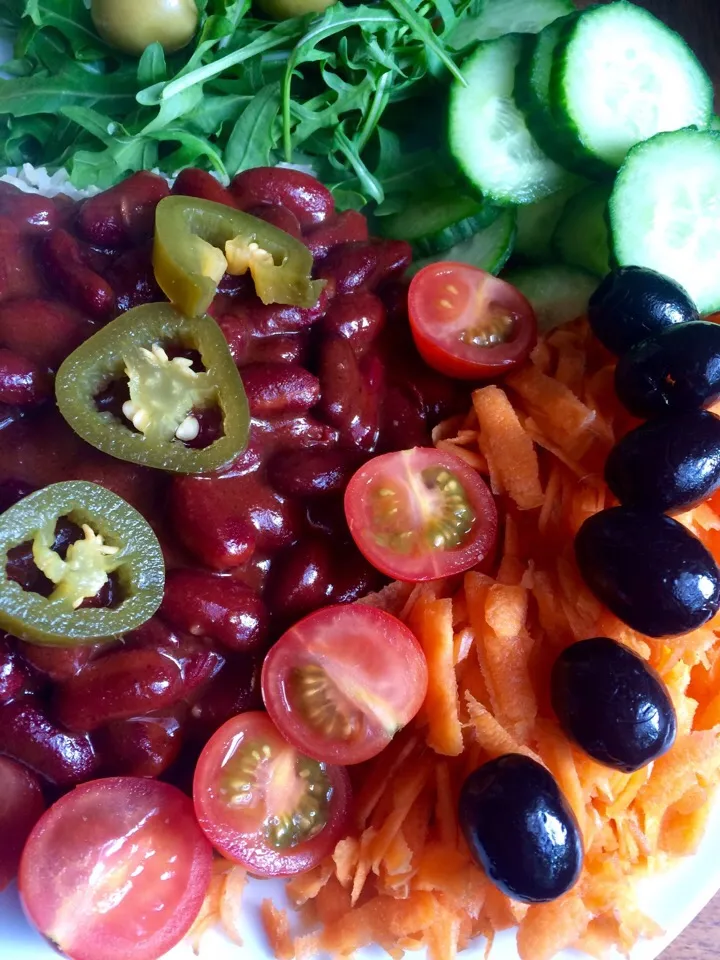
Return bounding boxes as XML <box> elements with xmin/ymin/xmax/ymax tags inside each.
<box><xmin>0</xmin><ymin>166</ymin><xmax>465</xmax><ymax>797</ymax></box>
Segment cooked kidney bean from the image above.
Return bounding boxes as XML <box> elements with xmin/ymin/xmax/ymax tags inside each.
<box><xmin>173</xmin><ymin>471</ymin><xmax>303</xmax><ymax>567</ymax></box>
<box><xmin>0</xmin><ymin>218</ymin><xmax>41</xmax><ymax>303</ymax></box>
<box><xmin>111</xmin><ymin>244</ymin><xmax>164</xmax><ymax>312</ymax></box>
<box><xmin>316</xmin><ymin>241</ymin><xmax>380</xmax><ymax>295</ymax></box>
<box><xmin>222</xmin><ymin>279</ymin><xmax>335</xmax><ymax>337</ymax></box>
<box><xmin>318</xmin><ymin>336</ymin><xmax>381</xmax><ymax>451</ymax></box>
<box><xmin>379</xmin><ymin>383</ymin><xmax>430</xmax><ymax>451</ymax></box>
<box><xmin>321</xmin><ymin>291</ymin><xmax>385</xmax><ymax>357</ymax></box>
<box><xmin>187</xmin><ymin>654</ymin><xmax>262</xmax><ymax>743</ymax></box>
<box><xmin>400</xmin><ymin>365</ymin><xmax>468</xmax><ymax>427</ymax></box>
<box><xmin>172</xmin><ymin>168</ymin><xmax>237</xmax><ymax>208</ymax></box>
<box><xmin>329</xmin><ymin>545</ymin><xmax>384</xmax><ymax>603</ymax></box>
<box><xmin>0</xmin><ymin>298</ymin><xmax>95</xmax><ymax>370</ymax></box>
<box><xmin>19</xmin><ymin>641</ymin><xmax>100</xmax><ymax>682</ymax></box>
<box><xmin>306</xmin><ymin>496</ymin><xmax>348</xmax><ymax>539</ymax></box>
<box><xmin>0</xmin><ymin>699</ymin><xmax>98</xmax><ymax>786</ymax></box>
<box><xmin>267</xmin><ymin>447</ymin><xmax>359</xmax><ymax>498</ymax></box>
<box><xmin>374</xmin><ymin>238</ymin><xmax>412</xmax><ymax>281</ymax></box>
<box><xmin>247</xmin><ymin>333</ymin><xmax>309</xmax><ymax>366</ymax></box>
<box><xmin>316</xmin><ymin>239</ymin><xmax>412</xmax><ymax>297</ymax></box>
<box><xmin>82</xmin><ymin>245</ymin><xmax>119</xmax><ymax>277</ymax></box>
<box><xmin>241</xmin><ymin>362</ymin><xmax>320</xmax><ymax>417</ymax></box>
<box><xmin>171</xmin><ymin>482</ymin><xmax>258</xmax><ymax>571</ymax></box>
<box><xmin>246</xmin><ymin>203</ymin><xmax>302</xmax><ymax>238</ymax></box>
<box><xmin>230</xmin><ymin>167</ymin><xmax>334</xmax><ymax>228</ymax></box>
<box><xmin>252</xmin><ymin>412</ymin><xmax>340</xmax><ymax>452</ymax></box>
<box><xmin>215</xmin><ymin>315</ymin><xmax>251</xmax><ymax>366</ymax></box>
<box><xmin>0</xmin><ymin>348</ymin><xmax>51</xmax><ymax>406</ymax></box>
<box><xmin>0</xmin><ymin>635</ymin><xmax>41</xmax><ymax>704</ymax></box>
<box><xmin>55</xmin><ymin>646</ymin><xmax>223</xmax><ymax>733</ymax></box>
<box><xmin>98</xmin><ymin>709</ymin><xmax>185</xmax><ymax>778</ymax></box>
<box><xmin>161</xmin><ymin>570</ymin><xmax>269</xmax><ymax>653</ymax></box>
<box><xmin>265</xmin><ymin>536</ymin><xmax>334</xmax><ymax>621</ymax></box>
<box><xmin>304</xmin><ymin>210</ymin><xmax>369</xmax><ymax>260</ymax></box>
<box><xmin>122</xmin><ymin>615</ymin><xmax>183</xmax><ymax>653</ymax></box>
<box><xmin>76</xmin><ymin>171</ymin><xmax>170</xmax><ymax>248</ymax></box>
<box><xmin>0</xmin><ymin>183</ymin><xmax>59</xmax><ymax>236</ymax></box>
<box><xmin>43</xmin><ymin>230</ymin><xmax>115</xmax><ymax>321</ymax></box>
<box><xmin>0</xmin><ymin>756</ymin><xmax>45</xmax><ymax>891</ymax></box>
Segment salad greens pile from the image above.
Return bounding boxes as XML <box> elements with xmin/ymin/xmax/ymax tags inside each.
<box><xmin>0</xmin><ymin>0</ymin><xmax>472</xmax><ymax>206</ymax></box>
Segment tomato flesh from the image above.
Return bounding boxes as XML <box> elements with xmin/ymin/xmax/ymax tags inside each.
<box><xmin>344</xmin><ymin>447</ymin><xmax>497</xmax><ymax>581</ymax></box>
<box><xmin>193</xmin><ymin>711</ymin><xmax>351</xmax><ymax>876</ymax></box>
<box><xmin>408</xmin><ymin>262</ymin><xmax>537</xmax><ymax>379</ymax></box>
<box><xmin>0</xmin><ymin>757</ymin><xmax>45</xmax><ymax>891</ymax></box>
<box><xmin>262</xmin><ymin>604</ymin><xmax>428</xmax><ymax>765</ymax></box>
<box><xmin>19</xmin><ymin>778</ymin><xmax>212</xmax><ymax>960</ymax></box>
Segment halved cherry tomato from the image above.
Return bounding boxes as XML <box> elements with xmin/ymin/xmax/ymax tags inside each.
<box><xmin>193</xmin><ymin>711</ymin><xmax>351</xmax><ymax>876</ymax></box>
<box><xmin>262</xmin><ymin>604</ymin><xmax>428</xmax><ymax>765</ymax></box>
<box><xmin>344</xmin><ymin>447</ymin><xmax>497</xmax><ymax>581</ymax></box>
<box><xmin>19</xmin><ymin>777</ymin><xmax>212</xmax><ymax>960</ymax></box>
<box><xmin>408</xmin><ymin>262</ymin><xmax>537</xmax><ymax>379</ymax></box>
<box><xmin>0</xmin><ymin>757</ymin><xmax>45</xmax><ymax>891</ymax></box>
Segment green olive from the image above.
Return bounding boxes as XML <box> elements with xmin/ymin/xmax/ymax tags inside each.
<box><xmin>255</xmin><ymin>0</ymin><xmax>337</xmax><ymax>21</ymax></box>
<box><xmin>90</xmin><ymin>0</ymin><xmax>198</xmax><ymax>56</ymax></box>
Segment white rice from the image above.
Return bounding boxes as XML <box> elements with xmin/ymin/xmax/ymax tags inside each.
<box><xmin>0</xmin><ymin>163</ymin><xmax>102</xmax><ymax>199</ymax></box>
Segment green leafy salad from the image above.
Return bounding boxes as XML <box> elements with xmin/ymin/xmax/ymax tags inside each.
<box><xmin>0</xmin><ymin>0</ymin><xmax>481</xmax><ymax>204</ymax></box>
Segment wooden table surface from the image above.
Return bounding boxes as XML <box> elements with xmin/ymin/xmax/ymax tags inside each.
<box><xmin>663</xmin><ymin>894</ymin><xmax>720</xmax><ymax>958</ymax></box>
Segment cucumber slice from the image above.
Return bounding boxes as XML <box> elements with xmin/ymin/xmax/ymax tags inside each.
<box><xmin>712</xmin><ymin>115</ymin><xmax>720</xmax><ymax>132</ymax></box>
<box><xmin>448</xmin><ymin>0</ymin><xmax>573</xmax><ymax>50</ymax></box>
<box><xmin>449</xmin><ymin>35</ymin><xmax>573</xmax><ymax>205</ymax></box>
<box><xmin>514</xmin><ymin>14</ymin><xmax>580</xmax><ymax>168</ymax></box>
<box><xmin>515</xmin><ymin>178</ymin><xmax>586</xmax><ymax>262</ymax></box>
<box><xmin>378</xmin><ymin>190</ymin><xmax>500</xmax><ymax>257</ymax></box>
<box><xmin>503</xmin><ymin>265</ymin><xmax>599</xmax><ymax>333</ymax></box>
<box><xmin>553</xmin><ymin>183</ymin><xmax>611</xmax><ymax>277</ymax></box>
<box><xmin>610</xmin><ymin>128</ymin><xmax>720</xmax><ymax>315</ymax></box>
<box><xmin>411</xmin><ymin>207</ymin><xmax>516</xmax><ymax>277</ymax></box>
<box><xmin>552</xmin><ymin>2</ymin><xmax>713</xmax><ymax>173</ymax></box>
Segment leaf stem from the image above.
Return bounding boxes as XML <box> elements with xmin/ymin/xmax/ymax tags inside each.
<box><xmin>356</xmin><ymin>70</ymin><xmax>393</xmax><ymax>152</ymax></box>
<box><xmin>159</xmin><ymin>29</ymin><xmax>298</xmax><ymax>102</ymax></box>
<box><xmin>383</xmin><ymin>0</ymin><xmax>465</xmax><ymax>85</ymax></box>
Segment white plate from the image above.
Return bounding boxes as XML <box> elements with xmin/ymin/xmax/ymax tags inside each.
<box><xmin>2</xmin><ymin>794</ymin><xmax>720</xmax><ymax>960</ymax></box>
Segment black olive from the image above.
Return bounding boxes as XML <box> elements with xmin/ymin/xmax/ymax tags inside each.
<box><xmin>588</xmin><ymin>266</ymin><xmax>698</xmax><ymax>356</ymax></box>
<box><xmin>575</xmin><ymin>507</ymin><xmax>720</xmax><ymax>637</ymax></box>
<box><xmin>458</xmin><ymin>754</ymin><xmax>583</xmax><ymax>903</ymax></box>
<box><xmin>615</xmin><ymin>321</ymin><xmax>720</xmax><ymax>418</ymax></box>
<box><xmin>551</xmin><ymin>637</ymin><xmax>677</xmax><ymax>772</ymax></box>
<box><xmin>605</xmin><ymin>410</ymin><xmax>720</xmax><ymax>513</ymax></box>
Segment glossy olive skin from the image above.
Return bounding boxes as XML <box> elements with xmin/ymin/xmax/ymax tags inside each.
<box><xmin>575</xmin><ymin>507</ymin><xmax>720</xmax><ymax>638</ymax></box>
<box><xmin>91</xmin><ymin>0</ymin><xmax>198</xmax><ymax>56</ymax></box>
<box><xmin>551</xmin><ymin>637</ymin><xmax>677</xmax><ymax>772</ymax></box>
<box><xmin>588</xmin><ymin>266</ymin><xmax>698</xmax><ymax>356</ymax></box>
<box><xmin>255</xmin><ymin>0</ymin><xmax>337</xmax><ymax>19</ymax></box>
<box><xmin>459</xmin><ymin>754</ymin><xmax>583</xmax><ymax>903</ymax></box>
<box><xmin>615</xmin><ymin>321</ymin><xmax>720</xmax><ymax>418</ymax></box>
<box><xmin>605</xmin><ymin>410</ymin><xmax>720</xmax><ymax>513</ymax></box>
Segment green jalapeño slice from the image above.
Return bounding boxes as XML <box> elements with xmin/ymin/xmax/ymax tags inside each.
<box><xmin>153</xmin><ymin>196</ymin><xmax>325</xmax><ymax>318</ymax></box>
<box><xmin>0</xmin><ymin>481</ymin><xmax>165</xmax><ymax>645</ymax></box>
<box><xmin>55</xmin><ymin>303</ymin><xmax>249</xmax><ymax>474</ymax></box>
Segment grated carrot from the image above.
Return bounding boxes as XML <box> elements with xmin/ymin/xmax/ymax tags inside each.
<box><xmin>472</xmin><ymin>385</ymin><xmax>544</xmax><ymax>509</ymax></box>
<box><xmin>408</xmin><ymin>595</ymin><xmax>464</xmax><ymax>756</ymax></box>
<box><xmin>260</xmin><ymin>901</ymin><xmax>293</xmax><ymax>960</ymax></box>
<box><xmin>205</xmin><ymin>317</ymin><xmax>720</xmax><ymax>960</ymax></box>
